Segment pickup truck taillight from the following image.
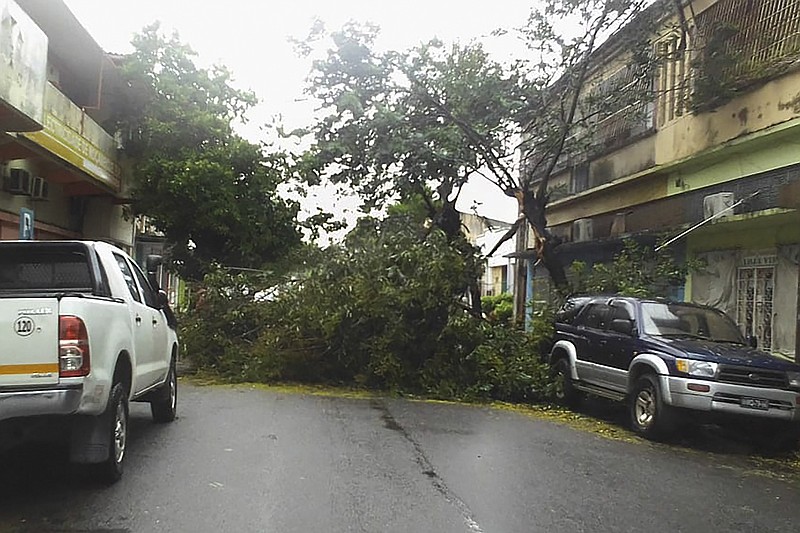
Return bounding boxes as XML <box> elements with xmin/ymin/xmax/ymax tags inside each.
<box><xmin>59</xmin><ymin>316</ymin><xmax>90</xmax><ymax>378</ymax></box>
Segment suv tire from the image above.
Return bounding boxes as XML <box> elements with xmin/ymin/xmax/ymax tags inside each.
<box><xmin>629</xmin><ymin>374</ymin><xmax>675</xmax><ymax>440</ymax></box>
<box><xmin>553</xmin><ymin>357</ymin><xmax>581</xmax><ymax>408</ymax></box>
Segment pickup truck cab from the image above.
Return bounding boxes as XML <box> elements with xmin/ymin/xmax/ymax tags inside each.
<box><xmin>549</xmin><ymin>296</ymin><xmax>800</xmax><ymax>444</ymax></box>
<box><xmin>0</xmin><ymin>240</ymin><xmax>178</xmax><ymax>483</ymax></box>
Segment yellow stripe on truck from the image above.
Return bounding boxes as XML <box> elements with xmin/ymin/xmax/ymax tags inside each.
<box><xmin>0</xmin><ymin>363</ymin><xmax>60</xmax><ymax>375</ymax></box>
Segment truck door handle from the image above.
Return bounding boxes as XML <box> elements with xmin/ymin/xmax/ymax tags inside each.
<box><xmin>135</xmin><ymin>315</ymin><xmax>142</xmax><ymax>325</ymax></box>
<box><xmin>152</xmin><ymin>318</ymin><xmax>159</xmax><ymax>327</ymax></box>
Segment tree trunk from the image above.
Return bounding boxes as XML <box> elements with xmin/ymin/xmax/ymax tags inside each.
<box><xmin>437</xmin><ymin>197</ymin><xmax>483</xmax><ymax>318</ymax></box>
<box><xmin>518</xmin><ymin>189</ymin><xmax>569</xmax><ymax>295</ymax></box>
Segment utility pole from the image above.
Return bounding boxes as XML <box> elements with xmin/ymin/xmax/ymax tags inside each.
<box><xmin>513</xmin><ymin>221</ymin><xmax>529</xmax><ymax>323</ymax></box>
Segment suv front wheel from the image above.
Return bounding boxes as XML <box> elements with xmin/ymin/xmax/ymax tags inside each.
<box><xmin>629</xmin><ymin>374</ymin><xmax>675</xmax><ymax>440</ymax></box>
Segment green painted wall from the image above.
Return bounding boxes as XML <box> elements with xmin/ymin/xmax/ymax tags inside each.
<box><xmin>668</xmin><ymin>123</ymin><xmax>800</xmax><ymax>196</ymax></box>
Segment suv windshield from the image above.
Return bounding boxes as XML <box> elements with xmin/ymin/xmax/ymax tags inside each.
<box><xmin>640</xmin><ymin>302</ymin><xmax>745</xmax><ymax>344</ymax></box>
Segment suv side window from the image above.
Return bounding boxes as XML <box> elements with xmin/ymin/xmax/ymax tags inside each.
<box><xmin>610</xmin><ymin>301</ymin><xmax>634</xmax><ymax>322</ymax></box>
<box><xmin>555</xmin><ymin>297</ymin><xmax>591</xmax><ymax>324</ymax></box>
<box><xmin>113</xmin><ymin>253</ymin><xmax>142</xmax><ymax>303</ymax></box>
<box><xmin>577</xmin><ymin>303</ymin><xmax>611</xmax><ymax>330</ymax></box>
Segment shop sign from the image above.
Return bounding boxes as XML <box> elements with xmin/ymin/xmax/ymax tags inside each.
<box><xmin>741</xmin><ymin>254</ymin><xmax>777</xmax><ymax>267</ymax></box>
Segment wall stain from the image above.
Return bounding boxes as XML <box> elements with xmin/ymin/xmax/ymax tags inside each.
<box><xmin>778</xmin><ymin>93</ymin><xmax>800</xmax><ymax>113</ymax></box>
<box><xmin>737</xmin><ymin>107</ymin><xmax>749</xmax><ymax>126</ymax></box>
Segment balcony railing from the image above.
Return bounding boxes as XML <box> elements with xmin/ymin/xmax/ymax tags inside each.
<box><xmin>692</xmin><ymin>0</ymin><xmax>800</xmax><ymax>109</ymax></box>
<box><xmin>22</xmin><ymin>82</ymin><xmax>121</xmax><ymax>191</ymax></box>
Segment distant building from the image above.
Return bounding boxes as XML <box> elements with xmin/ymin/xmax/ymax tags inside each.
<box><xmin>460</xmin><ymin>211</ymin><xmax>515</xmax><ymax>296</ymax></box>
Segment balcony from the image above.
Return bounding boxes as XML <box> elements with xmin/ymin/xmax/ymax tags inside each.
<box><xmin>20</xmin><ymin>82</ymin><xmax>121</xmax><ymax>193</ymax></box>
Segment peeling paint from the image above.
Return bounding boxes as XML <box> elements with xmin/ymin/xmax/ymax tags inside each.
<box><xmin>778</xmin><ymin>93</ymin><xmax>800</xmax><ymax>114</ymax></box>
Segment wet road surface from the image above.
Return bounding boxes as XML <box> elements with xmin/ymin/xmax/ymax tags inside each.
<box><xmin>1</xmin><ymin>383</ymin><xmax>799</xmax><ymax>532</ymax></box>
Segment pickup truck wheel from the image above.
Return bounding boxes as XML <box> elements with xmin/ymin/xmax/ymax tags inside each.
<box><xmin>629</xmin><ymin>374</ymin><xmax>675</xmax><ymax>440</ymax></box>
<box><xmin>151</xmin><ymin>358</ymin><xmax>177</xmax><ymax>423</ymax></box>
<box><xmin>93</xmin><ymin>382</ymin><xmax>128</xmax><ymax>484</ymax></box>
<box><xmin>553</xmin><ymin>357</ymin><xmax>581</xmax><ymax>408</ymax></box>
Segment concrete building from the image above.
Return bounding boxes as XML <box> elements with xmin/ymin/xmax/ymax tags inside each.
<box><xmin>521</xmin><ymin>0</ymin><xmax>800</xmax><ymax>359</ymax></box>
<box><xmin>0</xmin><ymin>0</ymin><xmax>132</xmax><ymax>248</ymax></box>
<box><xmin>460</xmin><ymin>212</ymin><xmax>515</xmax><ymax>297</ymax></box>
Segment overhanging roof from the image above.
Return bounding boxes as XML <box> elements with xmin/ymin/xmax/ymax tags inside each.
<box><xmin>15</xmin><ymin>0</ymin><xmax>106</xmax><ymax>105</ymax></box>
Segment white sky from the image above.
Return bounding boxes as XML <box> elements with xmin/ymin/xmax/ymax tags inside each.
<box><xmin>63</xmin><ymin>0</ymin><xmax>526</xmax><ymax>228</ymax></box>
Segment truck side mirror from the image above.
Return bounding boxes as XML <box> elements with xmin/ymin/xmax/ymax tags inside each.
<box><xmin>146</xmin><ymin>255</ymin><xmax>163</xmax><ymax>275</ymax></box>
<box><xmin>157</xmin><ymin>289</ymin><xmax>169</xmax><ymax>309</ymax></box>
<box><xmin>145</xmin><ymin>255</ymin><xmax>163</xmax><ymax>290</ymax></box>
<box><xmin>748</xmin><ymin>335</ymin><xmax>758</xmax><ymax>349</ymax></box>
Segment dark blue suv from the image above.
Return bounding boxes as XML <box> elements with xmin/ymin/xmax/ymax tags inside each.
<box><xmin>549</xmin><ymin>296</ymin><xmax>800</xmax><ymax>444</ymax></box>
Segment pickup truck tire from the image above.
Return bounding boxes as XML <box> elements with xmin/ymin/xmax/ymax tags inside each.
<box><xmin>553</xmin><ymin>357</ymin><xmax>581</xmax><ymax>408</ymax></box>
<box><xmin>629</xmin><ymin>374</ymin><xmax>675</xmax><ymax>440</ymax></box>
<box><xmin>151</xmin><ymin>357</ymin><xmax>178</xmax><ymax>423</ymax></box>
<box><xmin>93</xmin><ymin>382</ymin><xmax>128</xmax><ymax>484</ymax></box>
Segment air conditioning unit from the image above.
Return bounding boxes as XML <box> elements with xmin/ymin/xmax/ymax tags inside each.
<box><xmin>572</xmin><ymin>218</ymin><xmax>594</xmax><ymax>242</ymax></box>
<box><xmin>3</xmin><ymin>168</ymin><xmax>32</xmax><ymax>195</ymax></box>
<box><xmin>31</xmin><ymin>177</ymin><xmax>49</xmax><ymax>201</ymax></box>
<box><xmin>703</xmin><ymin>192</ymin><xmax>735</xmax><ymax>220</ymax></box>
<box><xmin>609</xmin><ymin>212</ymin><xmax>628</xmax><ymax>236</ymax></box>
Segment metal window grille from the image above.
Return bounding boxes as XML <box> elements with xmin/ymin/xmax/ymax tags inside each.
<box><xmin>656</xmin><ymin>33</ymin><xmax>693</xmax><ymax>126</ymax></box>
<box><xmin>695</xmin><ymin>0</ymin><xmax>800</xmax><ymax>83</ymax></box>
<box><xmin>736</xmin><ymin>265</ymin><xmax>775</xmax><ymax>350</ymax></box>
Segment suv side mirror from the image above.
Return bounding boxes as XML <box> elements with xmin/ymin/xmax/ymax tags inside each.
<box><xmin>747</xmin><ymin>335</ymin><xmax>758</xmax><ymax>349</ymax></box>
<box><xmin>157</xmin><ymin>289</ymin><xmax>169</xmax><ymax>309</ymax></box>
<box><xmin>610</xmin><ymin>318</ymin><xmax>636</xmax><ymax>336</ymax></box>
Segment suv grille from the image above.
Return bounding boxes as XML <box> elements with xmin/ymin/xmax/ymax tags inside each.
<box><xmin>717</xmin><ymin>365</ymin><xmax>788</xmax><ymax>388</ymax></box>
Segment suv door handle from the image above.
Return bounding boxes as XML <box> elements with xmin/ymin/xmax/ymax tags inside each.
<box><xmin>135</xmin><ymin>315</ymin><xmax>142</xmax><ymax>325</ymax></box>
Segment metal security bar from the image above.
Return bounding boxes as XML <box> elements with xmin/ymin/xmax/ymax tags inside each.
<box><xmin>695</xmin><ymin>0</ymin><xmax>800</xmax><ymax>82</ymax></box>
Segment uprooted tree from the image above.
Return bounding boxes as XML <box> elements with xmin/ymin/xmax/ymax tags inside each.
<box><xmin>295</xmin><ymin>0</ymin><xmax>662</xmax><ymax>305</ymax></box>
<box><xmin>294</xmin><ymin>23</ymin><xmax>528</xmax><ymax>316</ymax></box>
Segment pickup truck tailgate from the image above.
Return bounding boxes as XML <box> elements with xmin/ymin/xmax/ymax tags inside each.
<box><xmin>0</xmin><ymin>298</ymin><xmax>60</xmax><ymax>387</ymax></box>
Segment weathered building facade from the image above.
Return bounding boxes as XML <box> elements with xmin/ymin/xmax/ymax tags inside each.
<box><xmin>524</xmin><ymin>0</ymin><xmax>800</xmax><ymax>359</ymax></box>
<box><xmin>0</xmin><ymin>0</ymin><xmax>132</xmax><ymax>248</ymax></box>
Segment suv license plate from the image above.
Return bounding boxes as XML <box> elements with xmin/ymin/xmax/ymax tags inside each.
<box><xmin>740</xmin><ymin>397</ymin><xmax>769</xmax><ymax>410</ymax></box>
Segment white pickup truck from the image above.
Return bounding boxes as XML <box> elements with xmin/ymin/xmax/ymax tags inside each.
<box><xmin>0</xmin><ymin>240</ymin><xmax>178</xmax><ymax>483</ymax></box>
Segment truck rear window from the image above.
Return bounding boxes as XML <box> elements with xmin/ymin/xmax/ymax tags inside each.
<box><xmin>0</xmin><ymin>247</ymin><xmax>93</xmax><ymax>291</ymax></box>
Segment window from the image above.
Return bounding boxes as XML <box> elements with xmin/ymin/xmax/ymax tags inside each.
<box><xmin>571</xmin><ymin>163</ymin><xmax>589</xmax><ymax>194</ymax></box>
<box><xmin>585</xmin><ymin>63</ymin><xmax>654</xmax><ymax>149</ymax></box>
<box><xmin>610</xmin><ymin>301</ymin><xmax>634</xmax><ymax>321</ymax></box>
<box><xmin>736</xmin><ymin>264</ymin><xmax>775</xmax><ymax>350</ymax></box>
<box><xmin>656</xmin><ymin>33</ymin><xmax>691</xmax><ymax>126</ymax></box>
<box><xmin>113</xmin><ymin>253</ymin><xmax>141</xmax><ymax>303</ymax></box>
<box><xmin>578</xmin><ymin>303</ymin><xmax>611</xmax><ymax>330</ymax></box>
<box><xmin>130</xmin><ymin>261</ymin><xmax>158</xmax><ymax>308</ymax></box>
<box><xmin>0</xmin><ymin>246</ymin><xmax>92</xmax><ymax>291</ymax></box>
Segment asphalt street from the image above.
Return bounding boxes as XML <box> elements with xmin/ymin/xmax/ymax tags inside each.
<box><xmin>1</xmin><ymin>383</ymin><xmax>799</xmax><ymax>532</ymax></box>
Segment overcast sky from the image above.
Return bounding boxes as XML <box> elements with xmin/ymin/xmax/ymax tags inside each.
<box><xmin>63</xmin><ymin>0</ymin><xmax>527</xmax><ymax>226</ymax></box>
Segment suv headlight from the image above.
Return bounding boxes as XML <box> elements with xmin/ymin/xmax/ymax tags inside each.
<box><xmin>787</xmin><ymin>371</ymin><xmax>800</xmax><ymax>391</ymax></box>
<box><xmin>675</xmin><ymin>358</ymin><xmax>718</xmax><ymax>378</ymax></box>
